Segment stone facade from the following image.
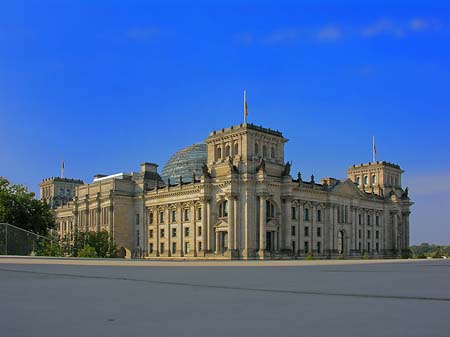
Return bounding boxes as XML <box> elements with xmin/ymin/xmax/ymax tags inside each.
<box><xmin>40</xmin><ymin>177</ymin><xmax>84</xmax><ymax>208</ymax></box>
<box><xmin>51</xmin><ymin>123</ymin><xmax>413</xmax><ymax>259</ymax></box>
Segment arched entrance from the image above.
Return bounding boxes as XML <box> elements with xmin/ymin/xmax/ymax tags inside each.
<box><xmin>338</xmin><ymin>230</ymin><xmax>345</xmax><ymax>255</ymax></box>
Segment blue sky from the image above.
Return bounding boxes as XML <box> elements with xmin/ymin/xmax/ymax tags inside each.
<box><xmin>1</xmin><ymin>0</ymin><xmax>449</xmax><ymax>244</ymax></box>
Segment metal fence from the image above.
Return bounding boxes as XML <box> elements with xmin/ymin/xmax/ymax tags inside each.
<box><xmin>0</xmin><ymin>223</ymin><xmax>59</xmax><ymax>256</ymax></box>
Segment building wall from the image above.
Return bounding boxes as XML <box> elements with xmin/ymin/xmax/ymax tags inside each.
<box><xmin>52</xmin><ymin>123</ymin><xmax>412</xmax><ymax>260</ymax></box>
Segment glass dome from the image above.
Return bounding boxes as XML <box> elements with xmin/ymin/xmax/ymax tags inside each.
<box><xmin>161</xmin><ymin>143</ymin><xmax>207</xmax><ymax>183</ymax></box>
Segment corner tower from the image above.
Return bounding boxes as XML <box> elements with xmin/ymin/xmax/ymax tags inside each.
<box><xmin>347</xmin><ymin>161</ymin><xmax>405</xmax><ymax>197</ymax></box>
<box><xmin>205</xmin><ymin>123</ymin><xmax>288</xmax><ymax>178</ymax></box>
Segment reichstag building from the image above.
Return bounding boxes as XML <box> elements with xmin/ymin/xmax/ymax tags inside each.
<box><xmin>44</xmin><ymin>122</ymin><xmax>413</xmax><ymax>259</ymax></box>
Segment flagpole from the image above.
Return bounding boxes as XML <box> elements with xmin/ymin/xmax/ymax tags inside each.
<box><xmin>372</xmin><ymin>136</ymin><xmax>376</xmax><ymax>163</ymax></box>
<box><xmin>243</xmin><ymin>90</ymin><xmax>247</xmax><ymax>124</ymax></box>
<box><xmin>61</xmin><ymin>160</ymin><xmax>65</xmax><ymax>179</ymax></box>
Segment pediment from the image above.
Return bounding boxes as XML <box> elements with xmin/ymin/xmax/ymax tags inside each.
<box><xmin>332</xmin><ymin>179</ymin><xmax>366</xmax><ymax>198</ymax></box>
<box><xmin>214</xmin><ymin>219</ymin><xmax>229</xmax><ymax>228</ymax></box>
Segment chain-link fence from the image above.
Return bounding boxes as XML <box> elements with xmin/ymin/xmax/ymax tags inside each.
<box><xmin>0</xmin><ymin>223</ymin><xmax>61</xmax><ymax>256</ymax></box>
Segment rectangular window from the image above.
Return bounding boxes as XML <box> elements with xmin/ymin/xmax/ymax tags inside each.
<box><xmin>149</xmin><ymin>229</ymin><xmax>153</xmax><ymax>238</ymax></box>
<box><xmin>160</xmin><ymin>228</ymin><xmax>165</xmax><ymax>238</ymax></box>
<box><xmin>185</xmin><ymin>242</ymin><xmax>190</xmax><ymax>254</ymax></box>
<box><xmin>367</xmin><ymin>214</ymin><xmax>371</xmax><ymax>226</ymax></box>
<box><xmin>376</xmin><ymin>242</ymin><xmax>379</xmax><ymax>252</ymax></box>
<box><xmin>304</xmin><ymin>241</ymin><xmax>309</xmax><ymax>253</ymax></box>
<box><xmin>172</xmin><ymin>228</ymin><xmax>177</xmax><ymax>238</ymax></box>
<box><xmin>291</xmin><ymin>207</ymin><xmax>296</xmax><ymax>220</ymax></box>
<box><xmin>304</xmin><ymin>208</ymin><xmax>309</xmax><ymax>221</ymax></box>
<box><xmin>198</xmin><ymin>226</ymin><xmax>202</xmax><ymax>237</ymax></box>
<box><xmin>184</xmin><ymin>227</ymin><xmax>190</xmax><ymax>237</ymax></box>
<box><xmin>135</xmin><ymin>213</ymin><xmax>140</xmax><ymax>225</ymax></box>
<box><xmin>376</xmin><ymin>230</ymin><xmax>379</xmax><ymax>239</ymax></box>
<box><xmin>159</xmin><ymin>211</ymin><xmax>164</xmax><ymax>223</ymax></box>
<box><xmin>358</xmin><ymin>229</ymin><xmax>362</xmax><ymax>239</ymax></box>
<box><xmin>172</xmin><ymin>242</ymin><xmax>176</xmax><ymax>254</ymax></box>
<box><xmin>149</xmin><ymin>243</ymin><xmax>153</xmax><ymax>254</ymax></box>
<box><xmin>304</xmin><ymin>226</ymin><xmax>309</xmax><ymax>237</ymax></box>
<box><xmin>368</xmin><ymin>230</ymin><xmax>371</xmax><ymax>239</ymax></box>
<box><xmin>317</xmin><ymin>242</ymin><xmax>321</xmax><ymax>254</ymax></box>
<box><xmin>160</xmin><ymin>243</ymin><xmax>164</xmax><ymax>254</ymax></box>
<box><xmin>197</xmin><ymin>208</ymin><xmax>202</xmax><ymax>220</ymax></box>
<box><xmin>291</xmin><ymin>226</ymin><xmax>296</xmax><ymax>236</ymax></box>
<box><xmin>198</xmin><ymin>242</ymin><xmax>202</xmax><ymax>251</ymax></box>
<box><xmin>184</xmin><ymin>209</ymin><xmax>190</xmax><ymax>222</ymax></box>
<box><xmin>359</xmin><ymin>214</ymin><xmax>362</xmax><ymax>225</ymax></box>
<box><xmin>149</xmin><ymin>212</ymin><xmax>153</xmax><ymax>224</ymax></box>
<box><xmin>317</xmin><ymin>209</ymin><xmax>322</xmax><ymax>222</ymax></box>
<box><xmin>358</xmin><ymin>242</ymin><xmax>362</xmax><ymax>251</ymax></box>
<box><xmin>317</xmin><ymin>227</ymin><xmax>321</xmax><ymax>237</ymax></box>
<box><xmin>368</xmin><ymin>242</ymin><xmax>371</xmax><ymax>252</ymax></box>
<box><xmin>136</xmin><ymin>230</ymin><xmax>140</xmax><ymax>246</ymax></box>
<box><xmin>171</xmin><ymin>210</ymin><xmax>176</xmax><ymax>222</ymax></box>
<box><xmin>376</xmin><ymin>216</ymin><xmax>379</xmax><ymax>226</ymax></box>
<box><xmin>292</xmin><ymin>241</ymin><xmax>296</xmax><ymax>253</ymax></box>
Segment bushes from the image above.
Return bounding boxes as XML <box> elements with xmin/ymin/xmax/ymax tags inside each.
<box><xmin>78</xmin><ymin>245</ymin><xmax>98</xmax><ymax>258</ymax></box>
<box><xmin>306</xmin><ymin>252</ymin><xmax>314</xmax><ymax>260</ymax></box>
<box><xmin>73</xmin><ymin>231</ymin><xmax>118</xmax><ymax>258</ymax></box>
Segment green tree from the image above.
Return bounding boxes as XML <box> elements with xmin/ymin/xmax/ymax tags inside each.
<box><xmin>78</xmin><ymin>245</ymin><xmax>98</xmax><ymax>258</ymax></box>
<box><xmin>0</xmin><ymin>177</ymin><xmax>55</xmax><ymax>235</ymax></box>
<box><xmin>73</xmin><ymin>231</ymin><xmax>117</xmax><ymax>258</ymax></box>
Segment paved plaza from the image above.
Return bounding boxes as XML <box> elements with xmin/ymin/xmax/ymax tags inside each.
<box><xmin>0</xmin><ymin>258</ymin><xmax>449</xmax><ymax>337</ymax></box>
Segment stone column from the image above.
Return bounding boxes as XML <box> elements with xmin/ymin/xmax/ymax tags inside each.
<box><xmin>298</xmin><ymin>202</ymin><xmax>303</xmax><ymax>255</ymax></box>
<box><xmin>283</xmin><ymin>197</ymin><xmax>292</xmax><ymax>251</ymax></box>
<box><xmin>109</xmin><ymin>202</ymin><xmax>114</xmax><ymax>241</ymax></box>
<box><xmin>227</xmin><ymin>194</ymin><xmax>235</xmax><ymax>252</ymax></box>
<box><xmin>207</xmin><ymin>201</ymin><xmax>212</xmax><ymax>252</ymax></box>
<box><xmin>155</xmin><ymin>209</ymin><xmax>160</xmax><ymax>257</ymax></box>
<box><xmin>333</xmin><ymin>205</ymin><xmax>338</xmax><ymax>251</ymax></box>
<box><xmin>215</xmin><ymin>231</ymin><xmax>220</xmax><ymax>253</ymax></box>
<box><xmin>311</xmin><ymin>204</ymin><xmax>316</xmax><ymax>254</ymax></box>
<box><xmin>178</xmin><ymin>204</ymin><xmax>183</xmax><ymax>256</ymax></box>
<box><xmin>96</xmin><ymin>206</ymin><xmax>101</xmax><ymax>233</ymax></box>
<box><xmin>201</xmin><ymin>198</ymin><xmax>208</xmax><ymax>256</ymax></box>
<box><xmin>166</xmin><ymin>208</ymin><xmax>171</xmax><ymax>257</ymax></box>
<box><xmin>191</xmin><ymin>203</ymin><xmax>197</xmax><ymax>257</ymax></box>
<box><xmin>259</xmin><ymin>195</ymin><xmax>267</xmax><ymax>254</ymax></box>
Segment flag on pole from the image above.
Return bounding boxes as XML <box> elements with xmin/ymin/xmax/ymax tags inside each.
<box><xmin>372</xmin><ymin>136</ymin><xmax>377</xmax><ymax>163</ymax></box>
<box><xmin>244</xmin><ymin>90</ymin><xmax>248</xmax><ymax>123</ymax></box>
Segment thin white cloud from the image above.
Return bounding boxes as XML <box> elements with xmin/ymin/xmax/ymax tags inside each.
<box><xmin>315</xmin><ymin>26</ymin><xmax>342</xmax><ymax>41</ymax></box>
<box><xmin>263</xmin><ymin>29</ymin><xmax>300</xmax><ymax>45</ymax></box>
<box><xmin>409</xmin><ymin>18</ymin><xmax>429</xmax><ymax>32</ymax></box>
<box><xmin>126</xmin><ymin>27</ymin><xmax>162</xmax><ymax>41</ymax></box>
<box><xmin>360</xmin><ymin>20</ymin><xmax>406</xmax><ymax>38</ymax></box>
<box><xmin>233</xmin><ymin>32</ymin><xmax>254</xmax><ymax>45</ymax></box>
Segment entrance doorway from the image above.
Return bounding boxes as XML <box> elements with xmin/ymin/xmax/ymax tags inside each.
<box><xmin>338</xmin><ymin>230</ymin><xmax>345</xmax><ymax>255</ymax></box>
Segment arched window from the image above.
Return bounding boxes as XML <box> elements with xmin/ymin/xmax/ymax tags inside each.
<box><xmin>217</xmin><ymin>146</ymin><xmax>222</xmax><ymax>160</ymax></box>
<box><xmin>271</xmin><ymin>146</ymin><xmax>275</xmax><ymax>158</ymax></box>
<box><xmin>372</xmin><ymin>174</ymin><xmax>377</xmax><ymax>185</ymax></box>
<box><xmin>255</xmin><ymin>142</ymin><xmax>259</xmax><ymax>155</ymax></box>
<box><xmin>218</xmin><ymin>200</ymin><xmax>228</xmax><ymax>218</ymax></box>
<box><xmin>356</xmin><ymin>177</ymin><xmax>361</xmax><ymax>185</ymax></box>
<box><xmin>225</xmin><ymin>145</ymin><xmax>230</xmax><ymax>157</ymax></box>
<box><xmin>263</xmin><ymin>145</ymin><xmax>267</xmax><ymax>157</ymax></box>
<box><xmin>364</xmin><ymin>176</ymin><xmax>368</xmax><ymax>185</ymax></box>
<box><xmin>266</xmin><ymin>200</ymin><xmax>275</xmax><ymax>220</ymax></box>
<box><xmin>234</xmin><ymin>143</ymin><xmax>239</xmax><ymax>156</ymax></box>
